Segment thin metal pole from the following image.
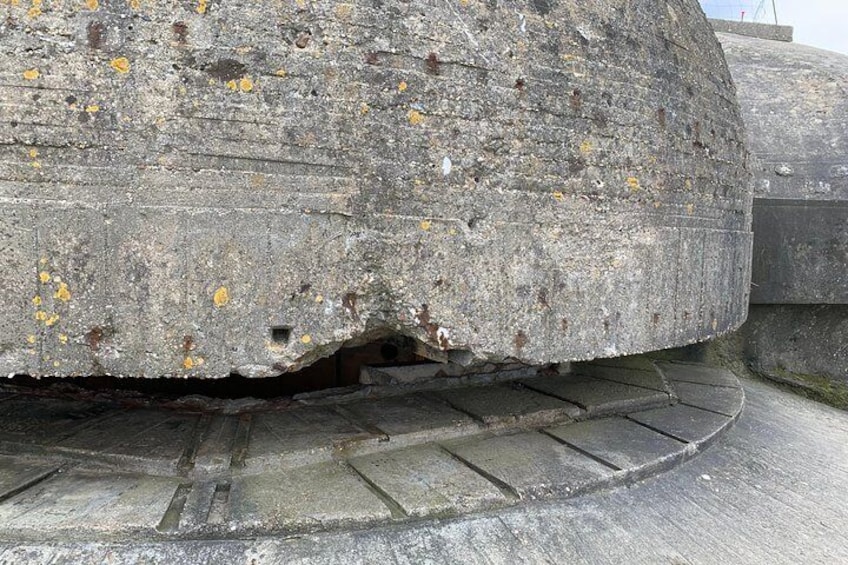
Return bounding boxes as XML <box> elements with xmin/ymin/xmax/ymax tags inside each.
<box><xmin>772</xmin><ymin>0</ymin><xmax>778</xmax><ymax>24</ymax></box>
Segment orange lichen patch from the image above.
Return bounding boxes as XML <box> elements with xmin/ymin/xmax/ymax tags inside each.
<box><xmin>420</xmin><ymin>219</ymin><xmax>432</xmax><ymax>231</ymax></box>
<box><xmin>45</xmin><ymin>313</ymin><xmax>60</xmax><ymax>327</ymax></box>
<box><xmin>39</xmin><ymin>271</ymin><xmax>51</xmax><ymax>284</ymax></box>
<box><xmin>300</xmin><ymin>334</ymin><xmax>312</xmax><ymax>345</ymax></box>
<box><xmin>238</xmin><ymin>77</ymin><xmax>254</xmax><ymax>92</ymax></box>
<box><xmin>129</xmin><ymin>0</ymin><xmax>140</xmax><ymax>10</ymax></box>
<box><xmin>32</xmin><ymin>295</ymin><xmax>42</xmax><ymax>306</ymax></box>
<box><xmin>35</xmin><ymin>311</ymin><xmax>47</xmax><ymax>321</ymax></box>
<box><xmin>359</xmin><ymin>102</ymin><xmax>370</xmax><ymax>115</ymax></box>
<box><xmin>398</xmin><ymin>80</ymin><xmax>408</xmax><ymax>92</ymax></box>
<box><xmin>26</xmin><ymin>335</ymin><xmax>36</xmax><ymax>344</ymax></box>
<box><xmin>579</xmin><ymin>140</ymin><xmax>593</xmax><ymax>154</ymax></box>
<box><xmin>85</xmin><ymin>0</ymin><xmax>98</xmax><ymax>9</ymax></box>
<box><xmin>196</xmin><ymin>0</ymin><xmax>207</xmax><ymax>14</ymax></box>
<box><xmin>408</xmin><ymin>110</ymin><xmax>424</xmax><ymax>125</ymax></box>
<box><xmin>552</xmin><ymin>191</ymin><xmax>565</xmax><ymax>202</ymax></box>
<box><xmin>626</xmin><ymin>177</ymin><xmax>640</xmax><ymax>192</ymax></box>
<box><xmin>213</xmin><ymin>286</ymin><xmax>230</xmax><ymax>307</ymax></box>
<box><xmin>23</xmin><ymin>68</ymin><xmax>40</xmax><ymax>80</ymax></box>
<box><xmin>183</xmin><ymin>356</ymin><xmax>195</xmax><ymax>370</ymax></box>
<box><xmin>85</xmin><ymin>104</ymin><xmax>100</xmax><ymax>113</ymax></box>
<box><xmin>54</xmin><ymin>282</ymin><xmax>71</xmax><ymax>302</ymax></box>
<box><xmin>58</xmin><ymin>333</ymin><xmax>69</xmax><ymax>344</ymax></box>
<box><xmin>110</xmin><ymin>57</ymin><xmax>130</xmax><ymax>74</ymax></box>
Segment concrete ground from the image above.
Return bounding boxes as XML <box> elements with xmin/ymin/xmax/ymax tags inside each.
<box><xmin>1</xmin><ymin>370</ymin><xmax>846</xmax><ymax>563</ymax></box>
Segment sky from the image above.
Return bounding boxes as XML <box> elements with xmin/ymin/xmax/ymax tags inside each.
<box><xmin>777</xmin><ymin>0</ymin><xmax>848</xmax><ymax>55</ymax></box>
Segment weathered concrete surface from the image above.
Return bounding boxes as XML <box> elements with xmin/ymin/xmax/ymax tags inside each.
<box><xmin>718</xmin><ymin>32</ymin><xmax>848</xmax><ymax>304</ymax></box>
<box><xmin>738</xmin><ymin>305</ymin><xmax>848</xmax><ymax>404</ymax></box>
<box><xmin>0</xmin><ymin>378</ymin><xmax>844</xmax><ymax>565</ymax></box>
<box><xmin>709</xmin><ymin>19</ymin><xmax>793</xmax><ymax>43</ymax></box>
<box><xmin>0</xmin><ymin>358</ymin><xmax>743</xmax><ymax>539</ymax></box>
<box><xmin>0</xmin><ymin>0</ymin><xmax>751</xmax><ymax>378</ymax></box>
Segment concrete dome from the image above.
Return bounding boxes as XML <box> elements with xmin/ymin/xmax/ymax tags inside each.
<box><xmin>0</xmin><ymin>1</ymin><xmax>751</xmax><ymax>377</ymax></box>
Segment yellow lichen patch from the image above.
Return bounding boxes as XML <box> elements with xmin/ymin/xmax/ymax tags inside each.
<box><xmin>28</xmin><ymin>148</ymin><xmax>38</xmax><ymax>159</ymax></box>
<box><xmin>275</xmin><ymin>68</ymin><xmax>288</xmax><ymax>77</ymax></box>
<box><xmin>684</xmin><ymin>178</ymin><xmax>693</xmax><ymax>190</ymax></box>
<box><xmin>398</xmin><ymin>80</ymin><xmax>408</xmax><ymax>92</ymax></box>
<box><xmin>359</xmin><ymin>102</ymin><xmax>370</xmax><ymax>116</ymax></box>
<box><xmin>54</xmin><ymin>282</ymin><xmax>71</xmax><ymax>302</ymax></box>
<box><xmin>26</xmin><ymin>335</ymin><xmax>36</xmax><ymax>344</ymax></box>
<box><xmin>225</xmin><ymin>80</ymin><xmax>238</xmax><ymax>91</ymax></box>
<box><xmin>334</xmin><ymin>3</ymin><xmax>352</xmax><ymax>19</ymax></box>
<box><xmin>626</xmin><ymin>177</ymin><xmax>640</xmax><ymax>192</ymax></box>
<box><xmin>110</xmin><ymin>57</ymin><xmax>130</xmax><ymax>74</ymax></box>
<box><xmin>85</xmin><ymin>0</ymin><xmax>98</xmax><ymax>9</ymax></box>
<box><xmin>552</xmin><ymin>191</ymin><xmax>564</xmax><ymax>202</ymax></box>
<box><xmin>39</xmin><ymin>271</ymin><xmax>51</xmax><ymax>284</ymax></box>
<box><xmin>213</xmin><ymin>286</ymin><xmax>230</xmax><ymax>307</ymax></box>
<box><xmin>45</xmin><ymin>313</ymin><xmax>60</xmax><ymax>326</ymax></box>
<box><xmin>448</xmin><ymin>227</ymin><xmax>458</xmax><ymax>236</ymax></box>
<box><xmin>196</xmin><ymin>0</ymin><xmax>207</xmax><ymax>14</ymax></box>
<box><xmin>40</xmin><ymin>257</ymin><xmax>48</xmax><ymax>265</ymax></box>
<box><xmin>35</xmin><ymin>311</ymin><xmax>47</xmax><ymax>321</ymax></box>
<box><xmin>85</xmin><ymin>104</ymin><xmax>100</xmax><ymax>113</ymax></box>
<box><xmin>27</xmin><ymin>0</ymin><xmax>42</xmax><ymax>19</ymax></box>
<box><xmin>32</xmin><ymin>295</ymin><xmax>42</xmax><ymax>306</ymax></box>
<box><xmin>408</xmin><ymin>110</ymin><xmax>424</xmax><ymax>126</ymax></box>
<box><xmin>129</xmin><ymin>0</ymin><xmax>140</xmax><ymax>10</ymax></box>
<box><xmin>238</xmin><ymin>77</ymin><xmax>254</xmax><ymax>92</ymax></box>
<box><xmin>183</xmin><ymin>356</ymin><xmax>195</xmax><ymax>370</ymax></box>
<box><xmin>579</xmin><ymin>140</ymin><xmax>593</xmax><ymax>154</ymax></box>
<box><xmin>686</xmin><ymin>203</ymin><xmax>695</xmax><ymax>215</ymax></box>
<box><xmin>23</xmin><ymin>68</ymin><xmax>40</xmax><ymax>80</ymax></box>
<box><xmin>300</xmin><ymin>334</ymin><xmax>312</xmax><ymax>345</ymax></box>
<box><xmin>315</xmin><ymin>294</ymin><xmax>324</xmax><ymax>303</ymax></box>
<box><xmin>58</xmin><ymin>333</ymin><xmax>68</xmax><ymax>344</ymax></box>
<box><xmin>420</xmin><ymin>219</ymin><xmax>432</xmax><ymax>231</ymax></box>
<box><xmin>30</xmin><ymin>161</ymin><xmax>42</xmax><ymax>169</ymax></box>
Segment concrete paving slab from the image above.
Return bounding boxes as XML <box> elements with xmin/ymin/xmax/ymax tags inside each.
<box><xmin>245</xmin><ymin>407</ymin><xmax>375</xmax><ymax>471</ymax></box>
<box><xmin>348</xmin><ymin>444</ymin><xmax>508</xmax><ymax>517</ymax></box>
<box><xmin>340</xmin><ymin>394</ymin><xmax>479</xmax><ymax>441</ymax></box>
<box><xmin>573</xmin><ymin>363</ymin><xmax>670</xmax><ymax>392</ymax></box>
<box><xmin>0</xmin><ymin>397</ymin><xmax>117</xmax><ymax>445</ymax></box>
<box><xmin>229</xmin><ymin>462</ymin><xmax>392</xmax><ymax>532</ymax></box>
<box><xmin>0</xmin><ymin>457</ymin><xmax>58</xmax><ymax>499</ymax></box>
<box><xmin>545</xmin><ymin>417</ymin><xmax>688</xmax><ymax>471</ymax></box>
<box><xmin>657</xmin><ymin>361</ymin><xmax>740</xmax><ymax>387</ymax></box>
<box><xmin>58</xmin><ymin>410</ymin><xmax>200</xmax><ymax>474</ymax></box>
<box><xmin>0</xmin><ymin>470</ymin><xmax>179</xmax><ymax>539</ymax></box>
<box><xmin>674</xmin><ymin>381</ymin><xmax>745</xmax><ymax>417</ymax></box>
<box><xmin>433</xmin><ymin>384</ymin><xmax>582</xmax><ymax>426</ymax></box>
<box><xmin>521</xmin><ymin>374</ymin><xmax>670</xmax><ymax>416</ymax></box>
<box><xmin>628</xmin><ymin>404</ymin><xmax>732</xmax><ymax>444</ymax></box>
<box><xmin>444</xmin><ymin>431</ymin><xmax>614</xmax><ymax>499</ymax></box>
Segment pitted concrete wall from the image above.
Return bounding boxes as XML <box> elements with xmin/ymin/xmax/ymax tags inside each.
<box><xmin>0</xmin><ymin>1</ymin><xmax>751</xmax><ymax>378</ymax></box>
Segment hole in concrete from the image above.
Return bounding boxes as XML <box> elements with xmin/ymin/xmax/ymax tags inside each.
<box><xmin>270</xmin><ymin>326</ymin><xmax>292</xmax><ymax>344</ymax></box>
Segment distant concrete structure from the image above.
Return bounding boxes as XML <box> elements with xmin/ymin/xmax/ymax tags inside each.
<box><xmin>717</xmin><ymin>29</ymin><xmax>848</xmax><ymax>390</ymax></box>
<box><xmin>709</xmin><ymin>19</ymin><xmax>792</xmax><ymax>42</ymax></box>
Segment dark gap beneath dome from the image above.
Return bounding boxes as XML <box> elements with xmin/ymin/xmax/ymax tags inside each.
<box><xmin>6</xmin><ymin>336</ymin><xmax>436</xmax><ymax>402</ymax></box>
